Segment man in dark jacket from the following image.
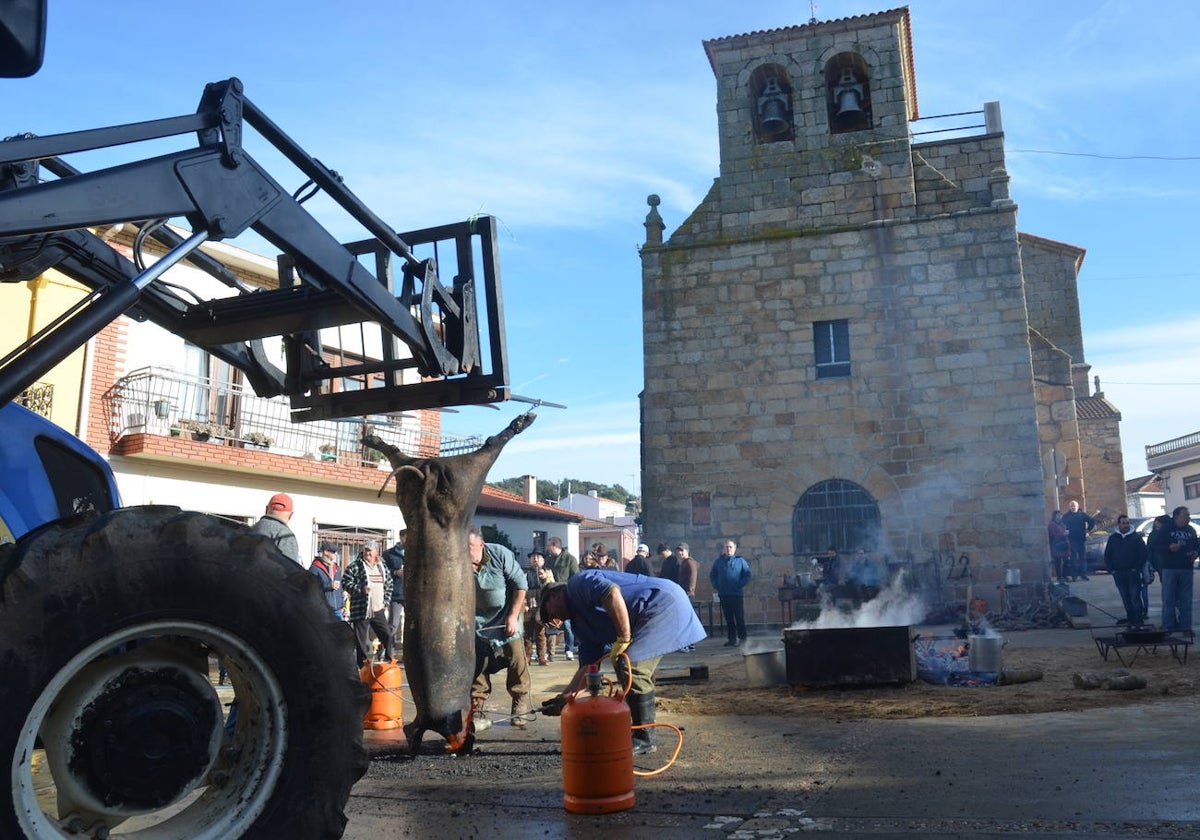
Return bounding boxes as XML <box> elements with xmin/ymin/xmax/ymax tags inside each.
<box><xmin>310</xmin><ymin>541</ymin><xmax>345</xmax><ymax>620</ymax></box>
<box><xmin>1061</xmin><ymin>500</ymin><xmax>1096</xmax><ymax>581</ymax></box>
<box><xmin>383</xmin><ymin>531</ymin><xmax>406</xmax><ymax>648</ymax></box>
<box><xmin>656</xmin><ymin>543</ymin><xmax>679</xmax><ymax>582</ymax></box>
<box><xmin>624</xmin><ymin>543</ymin><xmax>652</xmax><ymax>577</ymax></box>
<box><xmin>1104</xmin><ymin>515</ymin><xmax>1149</xmax><ymax>627</ymax></box>
<box><xmin>1149</xmin><ymin>507</ymin><xmax>1199</xmax><ymax>633</ymax></box>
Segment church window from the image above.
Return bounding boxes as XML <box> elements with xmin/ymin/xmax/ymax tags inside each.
<box><xmin>814</xmin><ymin>319</ymin><xmax>851</xmax><ymax>379</ymax></box>
<box><xmin>793</xmin><ymin>479</ymin><xmax>881</xmax><ymax>556</ymax></box>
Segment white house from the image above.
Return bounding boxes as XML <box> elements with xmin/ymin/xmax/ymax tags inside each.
<box><xmin>1145</xmin><ymin>433</ymin><xmax>1200</xmax><ymax>516</ymax></box>
<box><xmin>1125</xmin><ymin>474</ymin><xmax>1166</xmax><ymax>519</ymax></box>
<box><xmin>559</xmin><ymin>490</ymin><xmax>633</xmax><ymax>526</ymax></box>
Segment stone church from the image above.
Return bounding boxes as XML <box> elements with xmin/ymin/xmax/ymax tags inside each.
<box><xmin>638</xmin><ymin>7</ymin><xmax>1123</xmax><ymax>626</ymax></box>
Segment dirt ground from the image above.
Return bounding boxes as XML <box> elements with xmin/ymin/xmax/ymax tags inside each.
<box><xmin>655</xmin><ymin>638</ymin><xmax>1200</xmax><ymax>720</ymax></box>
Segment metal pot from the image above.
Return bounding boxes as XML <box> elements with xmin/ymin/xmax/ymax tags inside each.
<box><xmin>743</xmin><ymin>648</ymin><xmax>786</xmax><ymax>688</ymax></box>
<box><xmin>968</xmin><ymin>634</ymin><xmax>1004</xmax><ymax>673</ymax></box>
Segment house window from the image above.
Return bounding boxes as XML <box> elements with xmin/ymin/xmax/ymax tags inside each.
<box><xmin>814</xmin><ymin>320</ymin><xmax>851</xmax><ymax>379</ymax></box>
<box><xmin>1184</xmin><ymin>475</ymin><xmax>1200</xmax><ymax>500</ymax></box>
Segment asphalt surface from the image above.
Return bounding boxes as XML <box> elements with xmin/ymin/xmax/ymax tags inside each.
<box><xmin>342</xmin><ymin>575</ymin><xmax>1200</xmax><ymax>839</ymax></box>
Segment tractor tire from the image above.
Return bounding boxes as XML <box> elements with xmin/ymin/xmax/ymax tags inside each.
<box><xmin>0</xmin><ymin>506</ymin><xmax>368</xmax><ymax>839</ymax></box>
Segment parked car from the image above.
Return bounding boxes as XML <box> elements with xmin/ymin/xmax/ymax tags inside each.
<box><xmin>1083</xmin><ymin>531</ymin><xmax>1108</xmax><ymax>573</ymax></box>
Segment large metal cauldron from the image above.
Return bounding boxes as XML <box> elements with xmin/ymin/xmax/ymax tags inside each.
<box><xmin>968</xmin><ymin>634</ymin><xmax>1004</xmax><ymax>673</ymax></box>
<box><xmin>783</xmin><ymin>625</ymin><xmax>916</xmax><ymax>688</ymax></box>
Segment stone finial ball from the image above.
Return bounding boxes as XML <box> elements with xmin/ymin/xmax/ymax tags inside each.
<box><xmin>647</xmin><ymin>194</ymin><xmax>661</xmax><ymax>207</ymax></box>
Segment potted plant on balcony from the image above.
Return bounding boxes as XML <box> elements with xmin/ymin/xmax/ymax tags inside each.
<box><xmin>196</xmin><ymin>422</ymin><xmax>233</xmax><ymax>444</ymax></box>
<box><xmin>244</xmin><ymin>431</ymin><xmax>273</xmax><ymax>451</ymax></box>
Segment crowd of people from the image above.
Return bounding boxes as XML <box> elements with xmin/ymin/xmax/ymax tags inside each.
<box><xmin>244</xmin><ymin>492</ymin><xmax>754</xmax><ymax>753</ymax></box>
<box><xmin>1048</xmin><ymin>503</ymin><xmax>1199</xmax><ymax>634</ymax></box>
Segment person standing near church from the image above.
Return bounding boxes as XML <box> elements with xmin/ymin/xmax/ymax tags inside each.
<box><xmin>383</xmin><ymin>530</ymin><xmax>407</xmax><ymax>648</ymax></box>
<box><xmin>1061</xmin><ymin>500</ymin><xmax>1096</xmax><ymax>582</ymax></box>
<box><xmin>345</xmin><ymin>540</ymin><xmax>393</xmax><ymax>666</ymax></box>
<box><xmin>1104</xmin><ymin>515</ymin><xmax>1148</xmax><ymax>627</ymax></box>
<box><xmin>546</xmin><ymin>536</ymin><xmax>579</xmax><ymax>660</ymax></box>
<box><xmin>709</xmin><ymin>539</ymin><xmax>751</xmax><ymax>646</ymax></box>
<box><xmin>248</xmin><ymin>492</ymin><xmax>299</xmax><ymax>565</ymax></box>
<box><xmin>1150</xmin><ymin>507</ymin><xmax>1200</xmax><ymax>633</ymax></box>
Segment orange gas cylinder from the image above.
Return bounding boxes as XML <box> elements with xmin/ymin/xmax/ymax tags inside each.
<box><xmin>561</xmin><ymin>668</ymin><xmax>634</xmax><ymax>814</ymax></box>
<box><xmin>360</xmin><ymin>661</ymin><xmax>404</xmax><ymax>730</ymax></box>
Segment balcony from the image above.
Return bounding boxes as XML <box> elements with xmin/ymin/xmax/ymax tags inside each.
<box><xmin>109</xmin><ymin>366</ymin><xmax>482</xmax><ymax>468</ymax></box>
<box><xmin>1146</xmin><ymin>431</ymin><xmax>1200</xmax><ymax>474</ymax></box>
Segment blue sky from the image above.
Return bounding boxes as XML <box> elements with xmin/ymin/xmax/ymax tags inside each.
<box><xmin>5</xmin><ymin>1</ymin><xmax>1197</xmax><ymax>492</ymax></box>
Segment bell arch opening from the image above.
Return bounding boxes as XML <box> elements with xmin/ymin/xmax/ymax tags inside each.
<box><xmin>750</xmin><ymin>64</ymin><xmax>795</xmax><ymax>144</ymax></box>
<box><xmin>824</xmin><ymin>53</ymin><xmax>872</xmax><ymax>133</ymax></box>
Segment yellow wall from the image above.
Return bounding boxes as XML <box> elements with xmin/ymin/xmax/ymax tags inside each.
<box><xmin>0</xmin><ymin>270</ymin><xmax>90</xmax><ymax>434</ymax></box>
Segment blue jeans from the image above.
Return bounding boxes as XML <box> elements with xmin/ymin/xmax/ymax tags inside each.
<box><xmin>562</xmin><ymin>618</ymin><xmax>575</xmax><ymax>651</ymax></box>
<box><xmin>1159</xmin><ymin>568</ymin><xmax>1194</xmax><ymax>632</ymax></box>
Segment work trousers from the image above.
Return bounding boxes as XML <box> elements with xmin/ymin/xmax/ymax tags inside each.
<box><xmin>613</xmin><ymin>653</ymin><xmax>663</xmax><ymax>695</ymax></box>
<box><xmin>523</xmin><ymin>615</ymin><xmax>547</xmax><ymax>663</ymax></box>
<box><xmin>472</xmin><ymin>635</ymin><xmax>531</xmax><ymax>706</ymax></box>
<box><xmin>353</xmin><ymin>608</ymin><xmax>394</xmax><ymax>666</ymax></box>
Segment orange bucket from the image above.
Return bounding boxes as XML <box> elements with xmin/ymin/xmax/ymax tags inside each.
<box><xmin>360</xmin><ymin>661</ymin><xmax>404</xmax><ymax>731</ymax></box>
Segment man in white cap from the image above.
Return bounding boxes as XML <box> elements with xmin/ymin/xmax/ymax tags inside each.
<box><xmin>625</xmin><ymin>543</ymin><xmax>652</xmax><ymax>576</ymax></box>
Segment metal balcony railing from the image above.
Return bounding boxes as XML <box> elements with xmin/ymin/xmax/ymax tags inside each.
<box><xmin>16</xmin><ymin>382</ymin><xmax>53</xmax><ymax>417</ymax></box>
<box><xmin>109</xmin><ymin>366</ymin><xmax>482</xmax><ymax>466</ymax></box>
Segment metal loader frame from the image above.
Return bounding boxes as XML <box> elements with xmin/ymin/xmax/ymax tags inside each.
<box><xmin>0</xmin><ymin>77</ymin><xmax>509</xmax><ymax>420</ymax></box>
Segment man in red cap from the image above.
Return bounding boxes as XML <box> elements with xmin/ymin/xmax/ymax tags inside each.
<box><xmin>249</xmin><ymin>492</ymin><xmax>300</xmax><ymax>564</ymax></box>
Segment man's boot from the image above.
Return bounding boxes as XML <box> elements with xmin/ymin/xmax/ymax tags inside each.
<box><xmin>628</xmin><ymin>691</ymin><xmax>657</xmax><ymax>755</ymax></box>
<box><xmin>511</xmin><ymin>694</ymin><xmax>532</xmax><ymax>728</ymax></box>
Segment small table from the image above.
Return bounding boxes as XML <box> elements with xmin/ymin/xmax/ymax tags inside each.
<box><xmin>1091</xmin><ymin>627</ymin><xmax>1192</xmax><ymax>666</ymax></box>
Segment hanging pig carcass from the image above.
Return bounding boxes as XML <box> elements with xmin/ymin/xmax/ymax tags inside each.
<box><xmin>365</xmin><ymin>412</ymin><xmax>534</xmax><ymax>754</ymax></box>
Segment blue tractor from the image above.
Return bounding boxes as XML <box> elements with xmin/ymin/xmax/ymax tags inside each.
<box><xmin>0</xmin><ymin>8</ymin><xmax>511</xmax><ymax>837</ymax></box>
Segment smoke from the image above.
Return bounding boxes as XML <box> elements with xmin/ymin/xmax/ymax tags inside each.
<box><xmin>787</xmin><ymin>573</ymin><xmax>928</xmax><ymax>630</ymax></box>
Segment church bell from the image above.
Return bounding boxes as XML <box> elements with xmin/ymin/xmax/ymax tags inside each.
<box><xmin>832</xmin><ymin>67</ymin><xmax>864</xmax><ymax>127</ymax></box>
<box><xmin>757</xmin><ymin>78</ymin><xmax>791</xmax><ymax>135</ymax></box>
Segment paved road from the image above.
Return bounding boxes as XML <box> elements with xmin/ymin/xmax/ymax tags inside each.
<box><xmin>342</xmin><ymin>574</ymin><xmax>1200</xmax><ymax>839</ymax></box>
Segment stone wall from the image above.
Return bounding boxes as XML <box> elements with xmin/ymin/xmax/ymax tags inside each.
<box><xmin>642</xmin><ymin>200</ymin><xmax>1054</xmax><ymax>626</ymax></box>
